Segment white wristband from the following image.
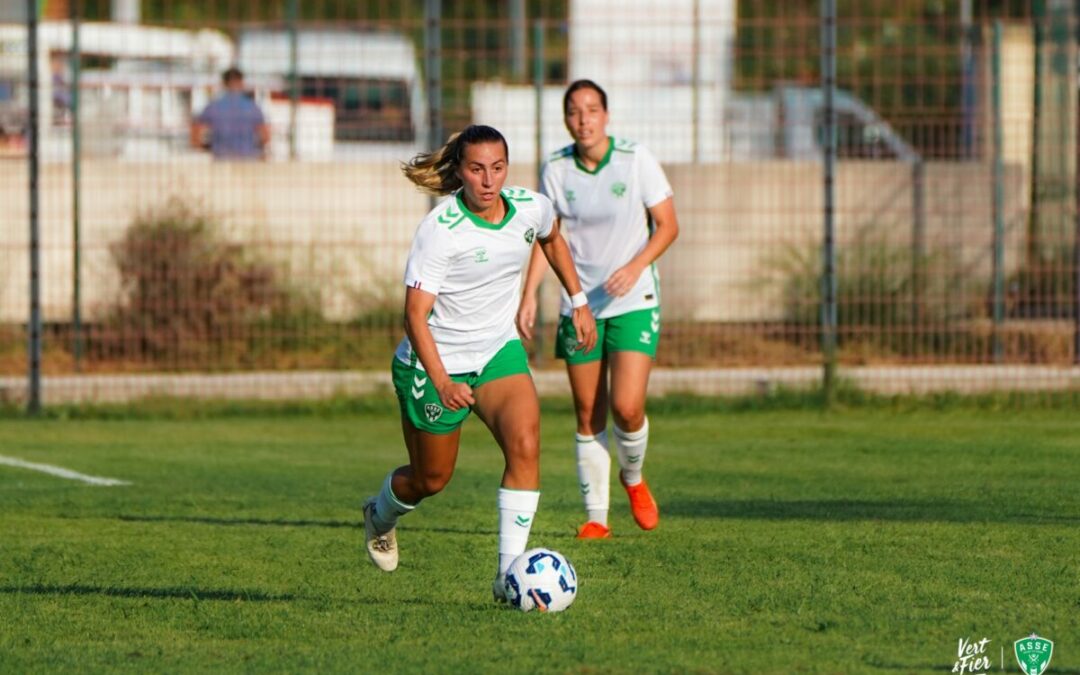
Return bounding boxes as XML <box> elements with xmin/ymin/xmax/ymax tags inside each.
<box><xmin>570</xmin><ymin>291</ymin><xmax>588</xmax><ymax>309</ymax></box>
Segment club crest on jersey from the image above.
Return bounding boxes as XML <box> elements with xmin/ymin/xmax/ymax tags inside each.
<box><xmin>474</xmin><ymin>248</ymin><xmax>489</xmax><ymax>263</ymax></box>
<box><xmin>566</xmin><ymin>189</ymin><xmax>576</xmax><ymax>202</ymax></box>
<box><xmin>424</xmin><ymin>403</ymin><xmax>444</xmax><ymax>422</ymax></box>
<box><xmin>524</xmin><ymin>228</ymin><xmax>535</xmax><ymax>244</ymax></box>
<box><xmin>611</xmin><ymin>182</ymin><xmax>627</xmax><ymax>197</ymax></box>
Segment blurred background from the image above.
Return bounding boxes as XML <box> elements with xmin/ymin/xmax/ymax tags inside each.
<box><xmin>1</xmin><ymin>0</ymin><xmax>1077</xmax><ymax>407</ymax></box>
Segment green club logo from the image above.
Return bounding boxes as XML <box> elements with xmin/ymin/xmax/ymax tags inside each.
<box><xmin>1015</xmin><ymin>634</ymin><xmax>1053</xmax><ymax>675</ymax></box>
<box><xmin>610</xmin><ymin>182</ymin><xmax>626</xmax><ymax>197</ymax></box>
<box><xmin>563</xmin><ymin>334</ymin><xmax>578</xmax><ymax>355</ymax></box>
<box><xmin>474</xmin><ymin>248</ymin><xmax>489</xmax><ymax>263</ymax></box>
<box><xmin>424</xmin><ymin>403</ymin><xmax>443</xmax><ymax>423</ymax></box>
<box><xmin>566</xmin><ymin>189</ymin><xmax>576</xmax><ymax>202</ymax></box>
<box><xmin>524</xmin><ymin>227</ymin><xmax>535</xmax><ymax>244</ymax></box>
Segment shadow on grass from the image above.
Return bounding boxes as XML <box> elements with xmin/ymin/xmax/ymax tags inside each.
<box><xmin>110</xmin><ymin>514</ymin><xmax>579</xmax><ymax>538</ymax></box>
<box><xmin>0</xmin><ymin>583</ymin><xmax>295</xmax><ymax>602</ymax></box>
<box><xmin>662</xmin><ymin>499</ymin><xmax>1080</xmax><ymax>525</ymax></box>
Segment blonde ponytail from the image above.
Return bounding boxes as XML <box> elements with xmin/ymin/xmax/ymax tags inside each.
<box><xmin>401</xmin><ymin>125</ymin><xmax>508</xmax><ymax>196</ymax></box>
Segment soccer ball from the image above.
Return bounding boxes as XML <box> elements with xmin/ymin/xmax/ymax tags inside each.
<box><xmin>504</xmin><ymin>547</ymin><xmax>577</xmax><ymax>613</ymax></box>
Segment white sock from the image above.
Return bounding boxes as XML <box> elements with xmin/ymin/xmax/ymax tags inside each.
<box><xmin>575</xmin><ymin>431</ymin><xmax>610</xmax><ymax>525</ymax></box>
<box><xmin>614</xmin><ymin>417</ymin><xmax>649</xmax><ymax>486</ymax></box>
<box><xmin>371</xmin><ymin>472</ymin><xmax>415</xmax><ymax>534</ymax></box>
<box><xmin>497</xmin><ymin>488</ymin><xmax>540</xmax><ymax>576</ymax></box>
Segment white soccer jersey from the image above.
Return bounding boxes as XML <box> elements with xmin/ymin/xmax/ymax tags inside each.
<box><xmin>541</xmin><ymin>137</ymin><xmax>673</xmax><ymax>319</ymax></box>
<box><xmin>394</xmin><ymin>186</ymin><xmax>555</xmax><ymax>374</ymax></box>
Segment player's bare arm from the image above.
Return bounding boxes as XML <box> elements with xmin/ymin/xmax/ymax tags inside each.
<box><xmin>403</xmin><ymin>286</ymin><xmax>475</xmax><ymax>410</ymax></box>
<box><xmin>604</xmin><ymin>196</ymin><xmax>680</xmax><ymax>297</ymax></box>
<box><xmin>515</xmin><ymin>219</ymin><xmax>558</xmax><ymax>341</ymax></box>
<box><xmin>538</xmin><ymin>222</ymin><xmax>598</xmax><ymax>354</ymax></box>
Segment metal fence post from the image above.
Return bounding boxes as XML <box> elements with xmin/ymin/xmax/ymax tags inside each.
<box><xmin>991</xmin><ymin>21</ymin><xmax>1005</xmax><ymax>363</ymax></box>
<box><xmin>911</xmin><ymin>160</ymin><xmax>925</xmax><ymax>352</ymax></box>
<box><xmin>287</xmin><ymin>0</ymin><xmax>299</xmax><ymax>161</ymax></box>
<box><xmin>533</xmin><ymin>19</ymin><xmax>546</xmax><ymax>365</ymax></box>
<box><xmin>425</xmin><ymin>0</ymin><xmax>443</xmax><ymax>152</ymax></box>
<box><xmin>27</xmin><ymin>0</ymin><xmax>41</xmax><ymax>415</ymax></box>
<box><xmin>71</xmin><ymin>0</ymin><xmax>83</xmax><ymax>371</ymax></box>
<box><xmin>820</xmin><ymin>0</ymin><xmax>838</xmax><ymax>401</ymax></box>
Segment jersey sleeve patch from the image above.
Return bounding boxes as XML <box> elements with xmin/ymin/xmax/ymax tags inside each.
<box><xmin>547</xmin><ymin>145</ymin><xmax>575</xmax><ymax>161</ymax></box>
<box><xmin>404</xmin><ymin>219</ymin><xmax>456</xmax><ymax>294</ymax></box>
<box><xmin>502</xmin><ymin>187</ymin><xmax>534</xmax><ymax>202</ymax></box>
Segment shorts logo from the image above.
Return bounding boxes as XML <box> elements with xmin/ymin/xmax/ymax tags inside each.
<box><xmin>424</xmin><ymin>403</ymin><xmax>444</xmax><ymax>423</ymax></box>
<box><xmin>1015</xmin><ymin>634</ymin><xmax>1053</xmax><ymax>675</ymax></box>
<box><xmin>650</xmin><ymin>310</ymin><xmax>660</xmax><ymax>332</ymax></box>
<box><xmin>639</xmin><ymin>330</ymin><xmax>652</xmax><ymax>345</ymax></box>
<box><xmin>563</xmin><ymin>334</ymin><xmax>579</xmax><ymax>355</ymax></box>
<box><xmin>611</xmin><ymin>182</ymin><xmax>626</xmax><ymax>197</ymax></box>
<box><xmin>524</xmin><ymin>227</ymin><xmax>535</xmax><ymax>244</ymax></box>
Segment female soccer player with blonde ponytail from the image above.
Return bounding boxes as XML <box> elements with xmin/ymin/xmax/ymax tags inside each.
<box><xmin>362</xmin><ymin>125</ymin><xmax>596</xmax><ymax>600</ymax></box>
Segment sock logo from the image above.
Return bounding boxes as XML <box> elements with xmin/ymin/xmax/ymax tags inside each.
<box><xmin>580</xmin><ymin>482</ymin><xmax>590</xmax><ymax>495</ymax></box>
<box><xmin>514</xmin><ymin>515</ymin><xmax>531</xmax><ymax>527</ymax></box>
<box><xmin>626</xmin><ymin>454</ymin><xmax>642</xmax><ymax>464</ymax></box>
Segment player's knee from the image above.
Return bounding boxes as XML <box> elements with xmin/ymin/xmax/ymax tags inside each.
<box><xmin>504</xmin><ymin>427</ymin><xmax>540</xmax><ymax>465</ymax></box>
<box><xmin>611</xmin><ymin>402</ymin><xmax>645</xmax><ymax>432</ymax></box>
<box><xmin>412</xmin><ymin>470</ymin><xmax>452</xmax><ymax>498</ymax></box>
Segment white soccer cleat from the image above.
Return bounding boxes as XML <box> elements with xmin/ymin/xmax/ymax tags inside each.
<box><xmin>362</xmin><ymin>498</ymin><xmax>399</xmax><ymax>572</ymax></box>
<box><xmin>492</xmin><ymin>573</ymin><xmax>508</xmax><ymax>603</ymax></box>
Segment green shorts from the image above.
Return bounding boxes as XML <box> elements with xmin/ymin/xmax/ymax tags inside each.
<box><xmin>392</xmin><ymin>339</ymin><xmax>531</xmax><ymax>434</ymax></box>
<box><xmin>555</xmin><ymin>306</ymin><xmax>660</xmax><ymax>365</ymax></box>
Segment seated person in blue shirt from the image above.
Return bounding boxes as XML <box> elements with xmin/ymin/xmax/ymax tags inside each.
<box><xmin>190</xmin><ymin>67</ymin><xmax>269</xmax><ymax>160</ymax></box>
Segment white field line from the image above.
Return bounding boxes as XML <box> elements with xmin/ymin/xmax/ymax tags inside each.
<box><xmin>0</xmin><ymin>455</ymin><xmax>131</xmax><ymax>486</ymax></box>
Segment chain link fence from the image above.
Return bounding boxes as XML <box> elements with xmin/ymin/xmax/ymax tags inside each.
<box><xmin>1</xmin><ymin>0</ymin><xmax>1078</xmax><ymax>407</ymax></box>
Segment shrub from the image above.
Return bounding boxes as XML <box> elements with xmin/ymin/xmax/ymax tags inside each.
<box><xmin>104</xmin><ymin>199</ymin><xmax>296</xmax><ymax>367</ymax></box>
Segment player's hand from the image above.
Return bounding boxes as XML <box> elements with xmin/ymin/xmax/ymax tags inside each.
<box><xmin>516</xmin><ymin>294</ymin><xmax>538</xmax><ymax>341</ymax></box>
<box><xmin>437</xmin><ymin>381</ymin><xmax>475</xmax><ymax>411</ymax></box>
<box><xmin>604</xmin><ymin>261</ymin><xmax>645</xmax><ymax>297</ymax></box>
<box><xmin>572</xmin><ymin>305</ymin><xmax>597</xmax><ymax>354</ymax></box>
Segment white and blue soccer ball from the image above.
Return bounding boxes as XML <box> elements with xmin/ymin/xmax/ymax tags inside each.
<box><xmin>504</xmin><ymin>547</ymin><xmax>577</xmax><ymax>613</ymax></box>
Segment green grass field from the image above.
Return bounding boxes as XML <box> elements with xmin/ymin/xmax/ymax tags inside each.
<box><xmin>1</xmin><ymin>404</ymin><xmax>1078</xmax><ymax>673</ymax></box>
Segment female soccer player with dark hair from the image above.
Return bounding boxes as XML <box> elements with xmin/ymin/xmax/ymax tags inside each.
<box><xmin>517</xmin><ymin>80</ymin><xmax>680</xmax><ymax>539</ymax></box>
<box><xmin>362</xmin><ymin>125</ymin><xmax>596</xmax><ymax>600</ymax></box>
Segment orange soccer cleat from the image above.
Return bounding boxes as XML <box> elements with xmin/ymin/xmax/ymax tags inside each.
<box><xmin>576</xmin><ymin>521</ymin><xmax>612</xmax><ymax>539</ymax></box>
<box><xmin>621</xmin><ymin>474</ymin><xmax>659</xmax><ymax>530</ymax></box>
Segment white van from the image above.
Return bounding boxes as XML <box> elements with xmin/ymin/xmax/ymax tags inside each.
<box><xmin>238</xmin><ymin>28</ymin><xmax>427</xmax><ymax>154</ymax></box>
<box><xmin>0</xmin><ymin>21</ymin><xmax>233</xmax><ymax>160</ymax></box>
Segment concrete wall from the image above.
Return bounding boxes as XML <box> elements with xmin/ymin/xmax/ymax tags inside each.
<box><xmin>0</xmin><ymin>158</ymin><xmax>1026</xmax><ymax>325</ymax></box>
